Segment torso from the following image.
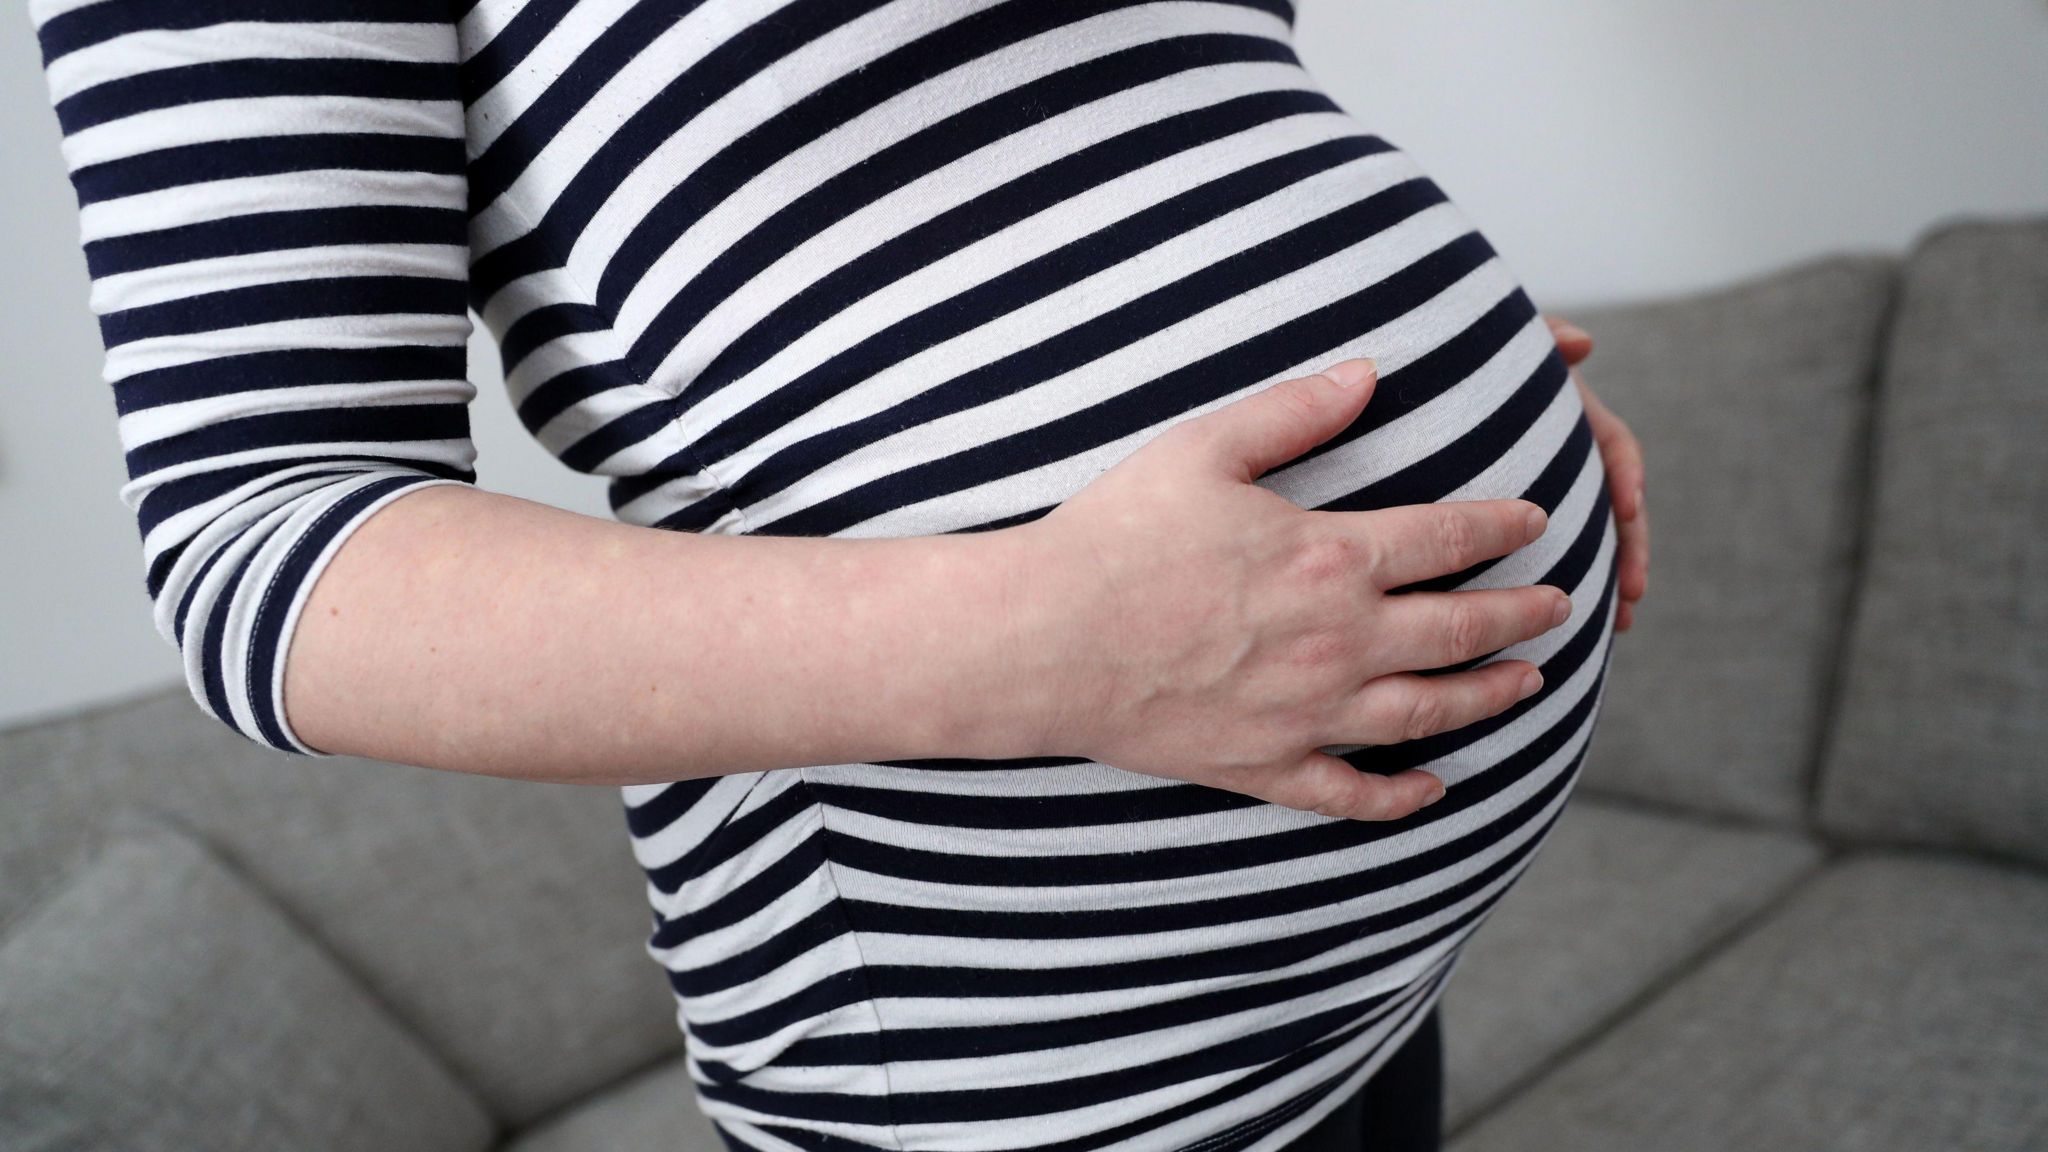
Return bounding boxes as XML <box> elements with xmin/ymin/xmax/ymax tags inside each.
<box><xmin>463</xmin><ymin>2</ymin><xmax>1620</xmax><ymax>1148</ymax></box>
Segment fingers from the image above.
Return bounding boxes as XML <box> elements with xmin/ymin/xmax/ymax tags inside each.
<box><xmin>1192</xmin><ymin>359</ymin><xmax>1378</xmax><ymax>483</ymax></box>
<box><xmin>1616</xmin><ymin>490</ymin><xmax>1649</xmax><ymax>631</ymax></box>
<box><xmin>1579</xmin><ymin>376</ymin><xmax>1646</xmax><ymax>524</ymax></box>
<box><xmin>1230</xmin><ymin>653</ymin><xmax>1552</xmax><ymax>822</ymax></box>
<box><xmin>1243</xmin><ymin>752</ymin><xmax>1447</xmax><ymax>822</ymax></box>
<box><xmin>1371</xmin><ymin>584</ymin><xmax>1572</xmax><ymax>672</ymax></box>
<box><xmin>1352</xmin><ymin>498</ymin><xmax>1550</xmax><ymax>590</ymax></box>
<box><xmin>1545</xmin><ymin>315</ymin><xmax>1593</xmax><ymax>366</ymax></box>
<box><xmin>1572</xmin><ymin>371</ymin><xmax>1650</xmax><ymax>629</ymax></box>
<box><xmin>1345</xmin><ymin>658</ymin><xmax>1546</xmax><ymax>748</ymax></box>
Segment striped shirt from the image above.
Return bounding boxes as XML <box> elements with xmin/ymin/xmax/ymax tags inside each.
<box><xmin>29</xmin><ymin>1</ymin><xmax>1620</xmax><ymax>1149</ymax></box>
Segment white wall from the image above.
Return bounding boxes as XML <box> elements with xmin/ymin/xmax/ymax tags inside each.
<box><xmin>1292</xmin><ymin>0</ymin><xmax>2048</xmax><ymax>306</ymax></box>
<box><xmin>4</xmin><ymin>3</ymin><xmax>2046</xmax><ymax>729</ymax></box>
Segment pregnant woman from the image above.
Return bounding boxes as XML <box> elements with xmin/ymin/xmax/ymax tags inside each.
<box><xmin>28</xmin><ymin>1</ymin><xmax>1651</xmax><ymax>1149</ymax></box>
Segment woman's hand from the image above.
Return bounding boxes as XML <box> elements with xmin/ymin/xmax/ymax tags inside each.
<box><xmin>1545</xmin><ymin>317</ymin><xmax>1651</xmax><ymax>633</ymax></box>
<box><xmin>1014</xmin><ymin>360</ymin><xmax>1571</xmax><ymax>822</ymax></box>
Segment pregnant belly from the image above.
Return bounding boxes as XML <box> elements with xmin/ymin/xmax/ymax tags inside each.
<box><xmin>622</xmin><ymin>94</ymin><xmax>1621</xmax><ymax>1152</ymax></box>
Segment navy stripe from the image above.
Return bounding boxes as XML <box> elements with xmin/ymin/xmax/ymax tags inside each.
<box><xmin>55</xmin><ymin>57</ymin><xmax>457</xmax><ymax>134</ymax></box>
<box><xmin>86</xmin><ymin>206</ymin><xmax>466</xmax><ymax>277</ymax></box>
<box><xmin>125</xmin><ymin>403</ymin><xmax>473</xmax><ymax>476</ymax></box>
<box><xmin>101</xmin><ymin>275</ymin><xmax>465</xmax><ymax>346</ymax></box>
<box><xmin>70</xmin><ymin>132</ymin><xmax>466</xmax><ymax>204</ymax></box>
<box><xmin>112</xmin><ymin>345</ymin><xmax>467</xmax><ymax>414</ymax></box>
<box><xmin>197</xmin><ymin>521</ymin><xmax>267</xmax><ymax>735</ymax></box>
<box><xmin>37</xmin><ymin>0</ymin><xmax>441</xmax><ymax>65</ymax></box>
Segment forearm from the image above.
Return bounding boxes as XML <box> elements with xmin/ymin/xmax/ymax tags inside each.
<box><xmin>283</xmin><ymin>483</ymin><xmax>1069</xmax><ymax>785</ymax></box>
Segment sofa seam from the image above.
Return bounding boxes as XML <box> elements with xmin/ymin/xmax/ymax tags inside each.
<box><xmin>1797</xmin><ymin>262</ymin><xmax>1905</xmax><ymax>831</ymax></box>
<box><xmin>1441</xmin><ymin>841</ymin><xmax>1840</xmax><ymax>1140</ymax></box>
<box><xmin>105</xmin><ymin>803</ymin><xmax>507</xmax><ymax>1136</ymax></box>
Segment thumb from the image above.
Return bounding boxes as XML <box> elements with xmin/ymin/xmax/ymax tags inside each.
<box><xmin>1249</xmin><ymin>747</ymin><xmax>1443</xmax><ymax>821</ymax></box>
<box><xmin>1198</xmin><ymin>359</ymin><xmax>1377</xmax><ymax>483</ymax></box>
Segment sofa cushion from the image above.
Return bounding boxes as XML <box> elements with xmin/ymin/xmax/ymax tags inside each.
<box><xmin>0</xmin><ymin>811</ymin><xmax>495</xmax><ymax>1152</ymax></box>
<box><xmin>1448</xmin><ymin>853</ymin><xmax>2048</xmax><ymax>1152</ymax></box>
<box><xmin>1441</xmin><ymin>796</ymin><xmax>1822</xmax><ymax>1127</ymax></box>
<box><xmin>0</xmin><ymin>687</ymin><xmax>683</xmax><ymax>1126</ymax></box>
<box><xmin>1567</xmin><ymin>253</ymin><xmax>1896</xmax><ymax>823</ymax></box>
<box><xmin>1818</xmin><ymin>216</ymin><xmax>2048</xmax><ymax>867</ymax></box>
<box><xmin>504</xmin><ymin>1058</ymin><xmax>725</xmax><ymax>1152</ymax></box>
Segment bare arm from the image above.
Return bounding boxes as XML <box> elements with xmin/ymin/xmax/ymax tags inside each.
<box><xmin>285</xmin><ymin>484</ymin><xmax>1060</xmax><ymax>785</ymax></box>
<box><xmin>293</xmin><ymin>360</ymin><xmax>1573</xmax><ymax>822</ymax></box>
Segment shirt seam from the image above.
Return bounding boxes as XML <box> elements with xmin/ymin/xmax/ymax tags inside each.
<box><xmin>795</xmin><ymin>765</ymin><xmax>908</xmax><ymax>1151</ymax></box>
<box><xmin>477</xmin><ymin>173</ymin><xmax>757</xmax><ymax>535</ymax></box>
<box><xmin>248</xmin><ymin>477</ymin><xmax>382</xmax><ymax>753</ymax></box>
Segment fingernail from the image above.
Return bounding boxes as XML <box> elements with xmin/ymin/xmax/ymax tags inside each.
<box><xmin>1557</xmin><ymin>322</ymin><xmax>1591</xmax><ymax>345</ymax></box>
<box><xmin>1422</xmin><ymin>779</ymin><xmax>1447</xmax><ymax>807</ymax></box>
<box><xmin>1633</xmin><ymin>484</ymin><xmax>1644</xmax><ymax>516</ymax></box>
<box><xmin>1518</xmin><ymin>668</ymin><xmax>1544</xmax><ymax>699</ymax></box>
<box><xmin>1322</xmin><ymin>358</ymin><xmax>1376</xmax><ymax>388</ymax></box>
<box><xmin>1524</xmin><ymin>504</ymin><xmax>1547</xmax><ymax>537</ymax></box>
<box><xmin>1551</xmin><ymin>590</ymin><xmax>1572</xmax><ymax>626</ymax></box>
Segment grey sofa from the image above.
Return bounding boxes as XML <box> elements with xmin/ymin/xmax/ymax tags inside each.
<box><xmin>4</xmin><ymin>214</ymin><xmax>2044</xmax><ymax>1152</ymax></box>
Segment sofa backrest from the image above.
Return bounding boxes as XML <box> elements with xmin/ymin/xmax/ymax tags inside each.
<box><xmin>1567</xmin><ymin>253</ymin><xmax>1898</xmax><ymax>825</ymax></box>
<box><xmin>1816</xmin><ymin>217</ymin><xmax>2048</xmax><ymax>867</ymax></box>
<box><xmin>0</xmin><ymin>809</ymin><xmax>499</xmax><ymax>1152</ymax></box>
<box><xmin>0</xmin><ymin>687</ymin><xmax>684</xmax><ymax>1129</ymax></box>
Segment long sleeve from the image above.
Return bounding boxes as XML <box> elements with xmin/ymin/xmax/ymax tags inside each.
<box><xmin>28</xmin><ymin>0</ymin><xmax>479</xmax><ymax>755</ymax></box>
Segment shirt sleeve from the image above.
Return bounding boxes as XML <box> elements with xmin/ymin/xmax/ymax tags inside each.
<box><xmin>28</xmin><ymin>0</ymin><xmax>478</xmax><ymax>756</ymax></box>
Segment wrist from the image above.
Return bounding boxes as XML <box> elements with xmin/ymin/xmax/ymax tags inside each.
<box><xmin>961</xmin><ymin>519</ymin><xmax>1104</xmax><ymax>763</ymax></box>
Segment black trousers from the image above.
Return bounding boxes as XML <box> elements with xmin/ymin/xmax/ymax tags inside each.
<box><xmin>1278</xmin><ymin>1008</ymin><xmax>1443</xmax><ymax>1152</ymax></box>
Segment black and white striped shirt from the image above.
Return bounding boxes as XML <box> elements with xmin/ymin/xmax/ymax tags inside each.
<box><xmin>30</xmin><ymin>1</ymin><xmax>1619</xmax><ymax>1149</ymax></box>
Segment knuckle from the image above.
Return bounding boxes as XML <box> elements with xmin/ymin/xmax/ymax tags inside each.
<box><xmin>1435</xmin><ymin>509</ymin><xmax>1480</xmax><ymax>565</ymax></box>
<box><xmin>1163</xmin><ymin>416</ymin><xmax>1217</xmax><ymax>455</ymax></box>
<box><xmin>1292</xmin><ymin>529</ymin><xmax>1362</xmax><ymax>586</ymax></box>
<box><xmin>1270</xmin><ymin>376</ymin><xmax>1324</xmax><ymax>422</ymax></box>
<box><xmin>1401</xmin><ymin>685</ymin><xmax>1448</xmax><ymax>742</ymax></box>
<box><xmin>1352</xmin><ymin>527</ymin><xmax>1393</xmax><ymax>585</ymax></box>
<box><xmin>1446</xmin><ymin>599</ymin><xmax>1489</xmax><ymax>657</ymax></box>
<box><xmin>1351</xmin><ymin>783</ymin><xmax>1401</xmax><ymax>822</ymax></box>
<box><xmin>1498</xmin><ymin>665</ymin><xmax>1533</xmax><ymax>711</ymax></box>
<box><xmin>1286</xmin><ymin>626</ymin><xmax>1348</xmax><ymax>671</ymax></box>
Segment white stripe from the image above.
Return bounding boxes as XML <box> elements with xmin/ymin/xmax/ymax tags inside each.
<box><xmin>45</xmin><ymin>21</ymin><xmax>454</xmax><ymax>106</ymax></box>
<box><xmin>92</xmin><ymin>243</ymin><xmax>466</xmax><ymax>312</ymax></box>
<box><xmin>62</xmin><ymin>95</ymin><xmax>462</xmax><ymax>169</ymax></box>
<box><xmin>103</xmin><ymin>310</ymin><xmax>470</xmax><ymax>382</ymax></box>
<box><xmin>79</xmin><ymin>169</ymin><xmax>465</xmax><ymax>244</ymax></box>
